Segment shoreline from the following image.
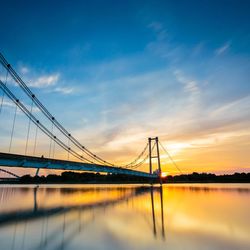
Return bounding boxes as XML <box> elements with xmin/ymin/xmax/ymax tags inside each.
<box><xmin>1</xmin><ymin>171</ymin><xmax>249</xmax><ymax>185</ymax></box>
<box><xmin>1</xmin><ymin>181</ymin><xmax>250</xmax><ymax>185</ymax></box>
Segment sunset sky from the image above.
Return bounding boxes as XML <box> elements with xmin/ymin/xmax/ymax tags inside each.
<box><xmin>1</xmin><ymin>0</ymin><xmax>250</xmax><ymax>175</ymax></box>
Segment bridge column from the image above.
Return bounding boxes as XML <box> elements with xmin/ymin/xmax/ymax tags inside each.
<box><xmin>148</xmin><ymin>137</ymin><xmax>162</xmax><ymax>184</ymax></box>
<box><xmin>35</xmin><ymin>168</ymin><xmax>40</xmax><ymax>177</ymax></box>
<box><xmin>148</xmin><ymin>138</ymin><xmax>152</xmax><ymax>174</ymax></box>
<box><xmin>155</xmin><ymin>137</ymin><xmax>162</xmax><ymax>179</ymax></box>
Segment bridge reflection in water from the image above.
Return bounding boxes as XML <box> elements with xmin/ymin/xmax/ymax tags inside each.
<box><xmin>0</xmin><ymin>185</ymin><xmax>165</xmax><ymax>250</ymax></box>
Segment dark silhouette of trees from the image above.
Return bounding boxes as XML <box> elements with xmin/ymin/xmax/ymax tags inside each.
<box><xmin>2</xmin><ymin>171</ymin><xmax>250</xmax><ymax>184</ymax></box>
<box><xmin>164</xmin><ymin>172</ymin><xmax>250</xmax><ymax>183</ymax></box>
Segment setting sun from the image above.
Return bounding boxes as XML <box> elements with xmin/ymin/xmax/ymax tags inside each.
<box><xmin>161</xmin><ymin>172</ymin><xmax>168</xmax><ymax>178</ymax></box>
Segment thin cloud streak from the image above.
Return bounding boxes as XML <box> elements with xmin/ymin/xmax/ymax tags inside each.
<box><xmin>174</xmin><ymin>70</ymin><xmax>200</xmax><ymax>95</ymax></box>
<box><xmin>53</xmin><ymin>86</ymin><xmax>75</xmax><ymax>94</ymax></box>
<box><xmin>215</xmin><ymin>41</ymin><xmax>231</xmax><ymax>56</ymax></box>
<box><xmin>28</xmin><ymin>73</ymin><xmax>59</xmax><ymax>88</ymax></box>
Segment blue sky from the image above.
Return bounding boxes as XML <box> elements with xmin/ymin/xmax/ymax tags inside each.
<box><xmin>1</xmin><ymin>0</ymin><xmax>250</xmax><ymax>174</ymax></box>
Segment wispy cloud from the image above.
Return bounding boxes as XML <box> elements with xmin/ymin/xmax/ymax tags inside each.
<box><xmin>19</xmin><ymin>69</ymin><xmax>76</xmax><ymax>95</ymax></box>
<box><xmin>148</xmin><ymin>21</ymin><xmax>168</xmax><ymax>41</ymax></box>
<box><xmin>174</xmin><ymin>70</ymin><xmax>200</xmax><ymax>95</ymax></box>
<box><xmin>148</xmin><ymin>21</ymin><xmax>163</xmax><ymax>32</ymax></box>
<box><xmin>53</xmin><ymin>86</ymin><xmax>75</xmax><ymax>95</ymax></box>
<box><xmin>29</xmin><ymin>73</ymin><xmax>60</xmax><ymax>88</ymax></box>
<box><xmin>20</xmin><ymin>66</ymin><xmax>29</xmax><ymax>74</ymax></box>
<box><xmin>215</xmin><ymin>41</ymin><xmax>231</xmax><ymax>55</ymax></box>
<box><xmin>210</xmin><ymin>95</ymin><xmax>250</xmax><ymax>121</ymax></box>
<box><xmin>146</xmin><ymin>21</ymin><xmax>184</xmax><ymax>62</ymax></box>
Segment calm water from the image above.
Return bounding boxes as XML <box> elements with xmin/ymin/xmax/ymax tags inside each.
<box><xmin>0</xmin><ymin>184</ymin><xmax>249</xmax><ymax>250</ymax></box>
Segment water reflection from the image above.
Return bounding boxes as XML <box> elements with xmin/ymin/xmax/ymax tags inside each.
<box><xmin>150</xmin><ymin>185</ymin><xmax>165</xmax><ymax>240</ymax></box>
<box><xmin>0</xmin><ymin>185</ymin><xmax>166</xmax><ymax>250</ymax></box>
<box><xmin>0</xmin><ymin>184</ymin><xmax>249</xmax><ymax>250</ymax></box>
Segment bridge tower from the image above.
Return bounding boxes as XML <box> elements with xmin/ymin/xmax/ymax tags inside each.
<box><xmin>148</xmin><ymin>137</ymin><xmax>162</xmax><ymax>181</ymax></box>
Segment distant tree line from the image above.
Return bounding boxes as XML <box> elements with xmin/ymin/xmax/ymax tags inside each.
<box><xmin>164</xmin><ymin>172</ymin><xmax>250</xmax><ymax>183</ymax></box>
<box><xmin>1</xmin><ymin>171</ymin><xmax>250</xmax><ymax>184</ymax></box>
<box><xmin>17</xmin><ymin>171</ymin><xmax>157</xmax><ymax>184</ymax></box>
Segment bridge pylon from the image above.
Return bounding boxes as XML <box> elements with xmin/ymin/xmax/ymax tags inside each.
<box><xmin>148</xmin><ymin>137</ymin><xmax>162</xmax><ymax>183</ymax></box>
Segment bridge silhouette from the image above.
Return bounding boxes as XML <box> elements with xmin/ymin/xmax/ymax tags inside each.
<box><xmin>0</xmin><ymin>53</ymin><xmax>179</xmax><ymax>181</ymax></box>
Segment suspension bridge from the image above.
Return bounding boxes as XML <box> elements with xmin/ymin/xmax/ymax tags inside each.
<box><xmin>0</xmin><ymin>53</ymin><xmax>178</xmax><ymax>181</ymax></box>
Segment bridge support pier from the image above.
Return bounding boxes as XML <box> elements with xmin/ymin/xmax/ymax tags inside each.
<box><xmin>148</xmin><ymin>137</ymin><xmax>162</xmax><ymax>184</ymax></box>
<box><xmin>35</xmin><ymin>168</ymin><xmax>40</xmax><ymax>177</ymax></box>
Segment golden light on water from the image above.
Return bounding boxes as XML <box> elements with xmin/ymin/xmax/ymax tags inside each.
<box><xmin>0</xmin><ymin>184</ymin><xmax>249</xmax><ymax>249</ymax></box>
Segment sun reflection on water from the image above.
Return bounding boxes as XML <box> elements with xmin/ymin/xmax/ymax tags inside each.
<box><xmin>0</xmin><ymin>184</ymin><xmax>249</xmax><ymax>250</ymax></box>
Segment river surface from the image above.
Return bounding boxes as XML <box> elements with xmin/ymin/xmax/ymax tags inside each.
<box><xmin>0</xmin><ymin>183</ymin><xmax>249</xmax><ymax>250</ymax></box>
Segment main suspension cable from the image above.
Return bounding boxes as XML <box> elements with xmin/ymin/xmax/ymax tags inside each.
<box><xmin>0</xmin><ymin>69</ymin><xmax>8</xmax><ymax>114</ymax></box>
<box><xmin>0</xmin><ymin>79</ymin><xmax>97</xmax><ymax>164</ymax></box>
<box><xmin>128</xmin><ymin>141</ymin><xmax>156</xmax><ymax>169</ymax></box>
<box><xmin>0</xmin><ymin>53</ymin><xmax>114</xmax><ymax>166</ymax></box>
<box><xmin>121</xmin><ymin>142</ymin><xmax>149</xmax><ymax>168</ymax></box>
<box><xmin>0</xmin><ymin>53</ymin><xmax>157</xmax><ymax>171</ymax></box>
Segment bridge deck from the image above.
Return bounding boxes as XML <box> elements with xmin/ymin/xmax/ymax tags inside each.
<box><xmin>0</xmin><ymin>152</ymin><xmax>157</xmax><ymax>178</ymax></box>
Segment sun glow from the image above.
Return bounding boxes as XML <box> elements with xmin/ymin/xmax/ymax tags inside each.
<box><xmin>164</xmin><ymin>142</ymin><xmax>191</xmax><ymax>156</ymax></box>
<box><xmin>161</xmin><ymin>172</ymin><xmax>168</xmax><ymax>178</ymax></box>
